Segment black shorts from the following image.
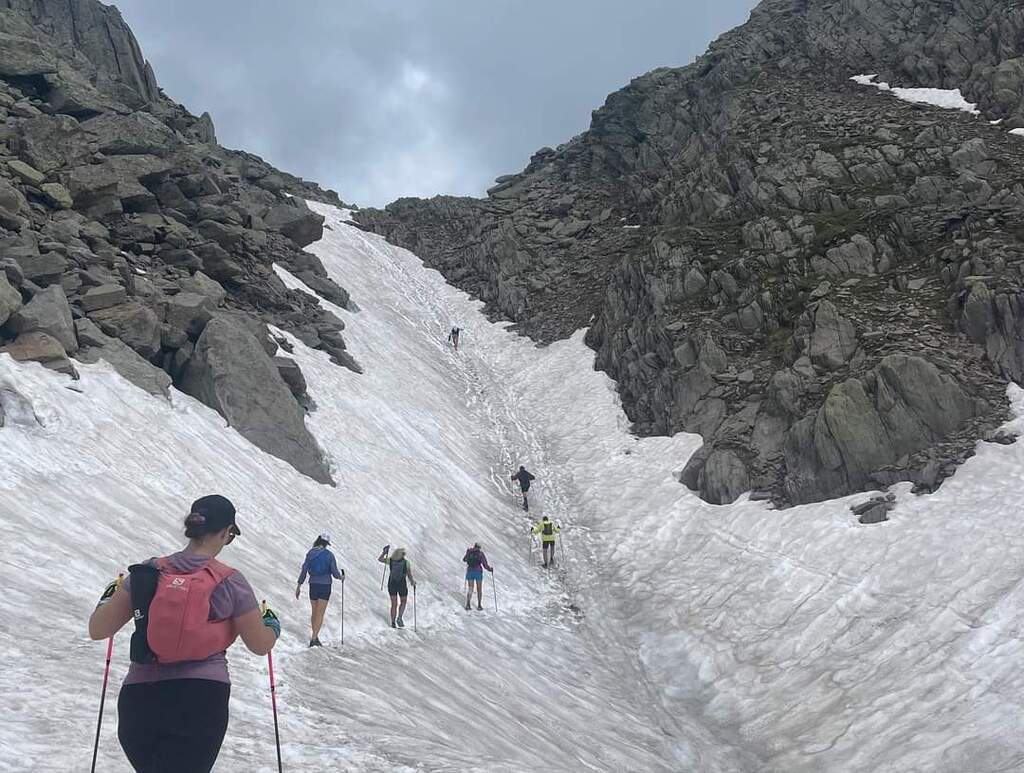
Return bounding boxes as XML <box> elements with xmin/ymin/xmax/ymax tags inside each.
<box><xmin>388</xmin><ymin>578</ymin><xmax>409</xmax><ymax>598</ymax></box>
<box><xmin>118</xmin><ymin>679</ymin><xmax>230</xmax><ymax>773</ymax></box>
<box><xmin>541</xmin><ymin>540</ymin><xmax>556</xmax><ymax>549</ymax></box>
<box><xmin>309</xmin><ymin>584</ymin><xmax>331</xmax><ymax>601</ymax></box>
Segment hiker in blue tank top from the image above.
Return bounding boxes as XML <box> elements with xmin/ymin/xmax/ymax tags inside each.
<box><xmin>463</xmin><ymin>542</ymin><xmax>493</xmax><ymax>611</ymax></box>
<box><xmin>295</xmin><ymin>533</ymin><xmax>344</xmax><ymax>647</ymax></box>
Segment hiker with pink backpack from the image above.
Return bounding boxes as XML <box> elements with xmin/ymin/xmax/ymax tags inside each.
<box><xmin>88</xmin><ymin>495</ymin><xmax>281</xmax><ymax>773</ymax></box>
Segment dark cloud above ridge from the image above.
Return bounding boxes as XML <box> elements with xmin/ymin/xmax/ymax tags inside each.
<box><xmin>115</xmin><ymin>0</ymin><xmax>757</xmax><ymax>206</ymax></box>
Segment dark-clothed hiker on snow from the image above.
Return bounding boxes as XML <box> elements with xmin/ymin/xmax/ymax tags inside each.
<box><xmin>512</xmin><ymin>465</ymin><xmax>535</xmax><ymax>511</ymax></box>
<box><xmin>88</xmin><ymin>495</ymin><xmax>281</xmax><ymax>773</ymax></box>
<box><xmin>531</xmin><ymin>515</ymin><xmax>561</xmax><ymax>568</ymax></box>
<box><xmin>448</xmin><ymin>326</ymin><xmax>461</xmax><ymax>350</ymax></box>
<box><xmin>378</xmin><ymin>545</ymin><xmax>417</xmax><ymax>628</ymax></box>
<box><xmin>463</xmin><ymin>542</ymin><xmax>494</xmax><ymax>610</ymax></box>
<box><xmin>295</xmin><ymin>533</ymin><xmax>344</xmax><ymax>647</ymax></box>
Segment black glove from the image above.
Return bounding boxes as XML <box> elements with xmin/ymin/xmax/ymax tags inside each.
<box><xmin>96</xmin><ymin>574</ymin><xmax>123</xmax><ymax>608</ymax></box>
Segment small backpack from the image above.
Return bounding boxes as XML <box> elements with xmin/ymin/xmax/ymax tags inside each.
<box><xmin>542</xmin><ymin>521</ymin><xmax>553</xmax><ymax>536</ymax></box>
<box><xmin>465</xmin><ymin>549</ymin><xmax>482</xmax><ymax>569</ymax></box>
<box><xmin>128</xmin><ymin>557</ymin><xmax>237</xmax><ymax>664</ymax></box>
<box><xmin>390</xmin><ymin>557</ymin><xmax>407</xmax><ymax>581</ymax></box>
<box><xmin>308</xmin><ymin>549</ymin><xmax>332</xmax><ymax>576</ymax></box>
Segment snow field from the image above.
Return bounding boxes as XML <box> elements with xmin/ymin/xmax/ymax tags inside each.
<box><xmin>3</xmin><ymin>198</ymin><xmax>1024</xmax><ymax>771</ymax></box>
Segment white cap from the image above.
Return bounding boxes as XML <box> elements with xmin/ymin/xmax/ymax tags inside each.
<box><xmin>319</xmin><ymin>533</ymin><xmax>331</xmax><ymax>543</ymax></box>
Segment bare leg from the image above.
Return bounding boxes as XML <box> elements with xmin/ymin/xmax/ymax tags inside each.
<box><xmin>465</xmin><ymin>584</ymin><xmax>473</xmax><ymax>608</ymax></box>
<box><xmin>389</xmin><ymin>594</ymin><xmax>399</xmax><ymax>625</ymax></box>
<box><xmin>311</xmin><ymin>599</ymin><xmax>328</xmax><ymax>640</ymax></box>
<box><xmin>398</xmin><ymin>596</ymin><xmax>408</xmax><ymax>620</ymax></box>
<box><xmin>476</xmin><ymin>580</ymin><xmax>483</xmax><ymax>608</ymax></box>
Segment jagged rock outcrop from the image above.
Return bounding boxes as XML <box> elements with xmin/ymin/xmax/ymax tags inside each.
<box><xmin>180</xmin><ymin>317</ymin><xmax>333</xmax><ymax>485</ymax></box>
<box><xmin>358</xmin><ymin>0</ymin><xmax>1024</xmax><ymax>505</ymax></box>
<box><xmin>0</xmin><ymin>0</ymin><xmax>354</xmax><ymax>484</ymax></box>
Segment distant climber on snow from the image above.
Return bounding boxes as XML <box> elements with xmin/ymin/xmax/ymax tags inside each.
<box><xmin>531</xmin><ymin>515</ymin><xmax>561</xmax><ymax>568</ymax></box>
<box><xmin>511</xmin><ymin>465</ymin><xmax>535</xmax><ymax>511</ymax></box>
<box><xmin>295</xmin><ymin>533</ymin><xmax>344</xmax><ymax>647</ymax></box>
<box><xmin>88</xmin><ymin>495</ymin><xmax>280</xmax><ymax>773</ymax></box>
<box><xmin>448</xmin><ymin>325</ymin><xmax>462</xmax><ymax>350</ymax></box>
<box><xmin>379</xmin><ymin>545</ymin><xmax>417</xmax><ymax>628</ymax></box>
<box><xmin>463</xmin><ymin>542</ymin><xmax>494</xmax><ymax>610</ymax></box>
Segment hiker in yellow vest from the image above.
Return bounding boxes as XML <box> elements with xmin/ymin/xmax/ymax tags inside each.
<box><xmin>531</xmin><ymin>515</ymin><xmax>561</xmax><ymax>567</ymax></box>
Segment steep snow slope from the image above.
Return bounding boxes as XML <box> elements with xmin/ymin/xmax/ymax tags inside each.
<box><xmin>2</xmin><ymin>202</ymin><xmax>1024</xmax><ymax>772</ymax></box>
<box><xmin>0</xmin><ymin>203</ymin><xmax>745</xmax><ymax>773</ymax></box>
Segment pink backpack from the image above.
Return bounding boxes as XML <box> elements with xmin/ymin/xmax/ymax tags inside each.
<box><xmin>147</xmin><ymin>557</ymin><xmax>238</xmax><ymax>663</ymax></box>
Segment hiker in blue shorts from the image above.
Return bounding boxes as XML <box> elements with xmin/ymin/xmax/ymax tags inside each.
<box><xmin>463</xmin><ymin>542</ymin><xmax>494</xmax><ymax>610</ymax></box>
<box><xmin>296</xmin><ymin>533</ymin><xmax>344</xmax><ymax>647</ymax></box>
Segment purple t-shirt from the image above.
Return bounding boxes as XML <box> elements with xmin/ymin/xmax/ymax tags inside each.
<box><xmin>121</xmin><ymin>551</ymin><xmax>259</xmax><ymax>685</ymax></box>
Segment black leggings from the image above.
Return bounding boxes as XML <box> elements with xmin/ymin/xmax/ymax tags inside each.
<box><xmin>118</xmin><ymin>679</ymin><xmax>230</xmax><ymax>772</ymax></box>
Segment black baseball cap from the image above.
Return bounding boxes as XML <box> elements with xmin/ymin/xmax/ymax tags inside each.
<box><xmin>190</xmin><ymin>495</ymin><xmax>240</xmax><ymax>536</ymax></box>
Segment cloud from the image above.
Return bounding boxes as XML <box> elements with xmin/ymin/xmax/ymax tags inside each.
<box><xmin>115</xmin><ymin>0</ymin><xmax>757</xmax><ymax>207</ymax></box>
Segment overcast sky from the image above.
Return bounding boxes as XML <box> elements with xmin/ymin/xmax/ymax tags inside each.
<box><xmin>115</xmin><ymin>1</ymin><xmax>757</xmax><ymax>207</ymax></box>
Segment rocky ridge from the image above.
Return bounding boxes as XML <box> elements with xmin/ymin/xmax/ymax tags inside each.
<box><xmin>357</xmin><ymin>0</ymin><xmax>1024</xmax><ymax>506</ymax></box>
<box><xmin>0</xmin><ymin>0</ymin><xmax>358</xmax><ymax>484</ymax></box>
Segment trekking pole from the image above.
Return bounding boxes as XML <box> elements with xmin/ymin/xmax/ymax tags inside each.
<box><xmin>379</xmin><ymin>545</ymin><xmax>389</xmax><ymax>591</ymax></box>
<box><xmin>560</xmin><ymin>537</ymin><xmax>566</xmax><ymax>565</ymax></box>
<box><xmin>262</xmin><ymin>601</ymin><xmax>283</xmax><ymax>773</ymax></box>
<box><xmin>91</xmin><ymin>572</ymin><xmax>122</xmax><ymax>773</ymax></box>
<box><xmin>267</xmin><ymin>650</ymin><xmax>283</xmax><ymax>773</ymax></box>
<box><xmin>90</xmin><ymin>636</ymin><xmax>115</xmax><ymax>773</ymax></box>
<box><xmin>341</xmin><ymin>578</ymin><xmax>345</xmax><ymax>646</ymax></box>
<box><xmin>492</xmin><ymin>571</ymin><xmax>498</xmax><ymax>613</ymax></box>
<box><xmin>413</xmin><ymin>586</ymin><xmax>418</xmax><ymax>632</ymax></box>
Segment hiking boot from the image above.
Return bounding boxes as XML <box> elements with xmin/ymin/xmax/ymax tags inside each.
<box><xmin>391</xmin><ymin>621</ymin><xmax>397</xmax><ymax>628</ymax></box>
<box><xmin>476</xmin><ymin>604</ymin><xmax>483</xmax><ymax>611</ymax></box>
<box><xmin>396</xmin><ymin>617</ymin><xmax>405</xmax><ymax>628</ymax></box>
<box><xmin>465</xmin><ymin>602</ymin><xmax>472</xmax><ymax>610</ymax></box>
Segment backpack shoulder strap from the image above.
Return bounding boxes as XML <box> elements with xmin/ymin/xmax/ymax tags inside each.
<box><xmin>204</xmin><ymin>558</ymin><xmax>236</xmax><ymax>582</ymax></box>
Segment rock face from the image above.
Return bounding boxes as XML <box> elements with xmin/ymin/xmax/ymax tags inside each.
<box><xmin>0</xmin><ymin>0</ymin><xmax>357</xmax><ymax>485</ymax></box>
<box><xmin>1</xmin><ymin>330</ymin><xmax>75</xmax><ymax>375</ymax></box>
<box><xmin>0</xmin><ymin>272</ymin><xmax>20</xmax><ymax>325</ymax></box>
<box><xmin>75</xmin><ymin>318</ymin><xmax>171</xmax><ymax>397</ymax></box>
<box><xmin>4</xmin><ymin>285</ymin><xmax>77</xmax><ymax>353</ymax></box>
<box><xmin>357</xmin><ymin>0</ymin><xmax>1024</xmax><ymax>505</ymax></box>
<box><xmin>180</xmin><ymin>317</ymin><xmax>333</xmax><ymax>485</ymax></box>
